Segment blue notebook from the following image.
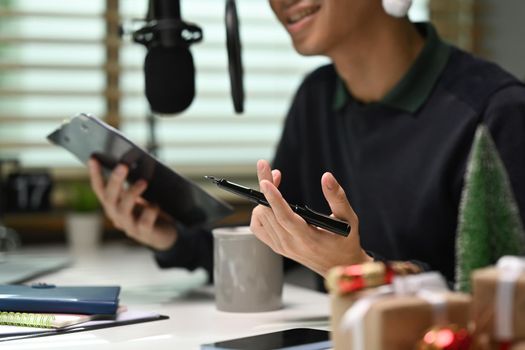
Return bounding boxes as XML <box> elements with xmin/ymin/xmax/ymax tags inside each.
<box><xmin>0</xmin><ymin>284</ymin><xmax>120</xmax><ymax>315</ymax></box>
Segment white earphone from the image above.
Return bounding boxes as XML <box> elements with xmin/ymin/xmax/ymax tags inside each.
<box><xmin>382</xmin><ymin>0</ymin><xmax>413</xmax><ymax>17</ymax></box>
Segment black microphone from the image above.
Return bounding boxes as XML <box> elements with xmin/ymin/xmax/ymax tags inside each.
<box><xmin>144</xmin><ymin>46</ymin><xmax>194</xmax><ymax>115</ymax></box>
<box><xmin>133</xmin><ymin>0</ymin><xmax>203</xmax><ymax>115</ymax></box>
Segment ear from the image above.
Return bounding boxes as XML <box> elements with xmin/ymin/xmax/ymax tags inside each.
<box><xmin>382</xmin><ymin>0</ymin><xmax>413</xmax><ymax>17</ymax></box>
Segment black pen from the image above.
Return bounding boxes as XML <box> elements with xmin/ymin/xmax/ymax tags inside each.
<box><xmin>205</xmin><ymin>176</ymin><xmax>350</xmax><ymax>237</ymax></box>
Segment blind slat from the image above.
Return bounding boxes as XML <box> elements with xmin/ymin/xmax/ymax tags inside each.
<box><xmin>0</xmin><ymin>0</ymin><xmax>327</xmax><ymax>174</ymax></box>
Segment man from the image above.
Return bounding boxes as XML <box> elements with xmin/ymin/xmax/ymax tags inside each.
<box><xmin>89</xmin><ymin>0</ymin><xmax>525</xmax><ymax>285</ymax></box>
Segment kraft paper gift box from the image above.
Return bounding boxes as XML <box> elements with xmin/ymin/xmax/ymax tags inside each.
<box><xmin>326</xmin><ymin>262</ymin><xmax>394</xmax><ymax>350</ymax></box>
<box><xmin>330</xmin><ymin>288</ymin><xmax>377</xmax><ymax>350</ymax></box>
<box><xmin>335</xmin><ymin>272</ymin><xmax>471</xmax><ymax>350</ymax></box>
<box><xmin>471</xmin><ymin>256</ymin><xmax>525</xmax><ymax>343</ymax></box>
<box><xmin>327</xmin><ymin>261</ymin><xmax>423</xmax><ymax>350</ymax></box>
<box><xmin>326</xmin><ymin>262</ymin><xmax>427</xmax><ymax>350</ymax></box>
<box><xmin>471</xmin><ymin>335</ymin><xmax>525</xmax><ymax>350</ymax></box>
<box><xmin>487</xmin><ymin>342</ymin><xmax>525</xmax><ymax>350</ymax></box>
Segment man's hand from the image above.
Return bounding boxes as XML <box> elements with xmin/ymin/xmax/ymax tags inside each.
<box><xmin>250</xmin><ymin>159</ymin><xmax>372</xmax><ymax>277</ymax></box>
<box><xmin>88</xmin><ymin>158</ymin><xmax>177</xmax><ymax>251</ymax></box>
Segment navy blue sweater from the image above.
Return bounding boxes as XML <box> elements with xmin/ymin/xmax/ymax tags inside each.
<box><xmin>155</xmin><ymin>43</ymin><xmax>525</xmax><ymax>286</ymax></box>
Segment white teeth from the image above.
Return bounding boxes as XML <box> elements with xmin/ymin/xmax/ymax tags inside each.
<box><xmin>288</xmin><ymin>6</ymin><xmax>319</xmax><ymax>24</ymax></box>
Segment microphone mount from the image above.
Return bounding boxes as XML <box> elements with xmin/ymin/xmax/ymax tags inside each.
<box><xmin>131</xmin><ymin>19</ymin><xmax>203</xmax><ymax>48</ymax></box>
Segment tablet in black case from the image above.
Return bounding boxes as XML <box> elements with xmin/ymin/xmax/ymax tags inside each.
<box><xmin>47</xmin><ymin>113</ymin><xmax>233</xmax><ymax>227</ymax></box>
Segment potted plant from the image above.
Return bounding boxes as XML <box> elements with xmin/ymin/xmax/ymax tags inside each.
<box><xmin>64</xmin><ymin>181</ymin><xmax>102</xmax><ymax>256</ymax></box>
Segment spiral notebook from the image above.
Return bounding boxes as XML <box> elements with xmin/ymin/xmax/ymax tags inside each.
<box><xmin>0</xmin><ymin>309</ymin><xmax>168</xmax><ymax>342</ymax></box>
<box><xmin>0</xmin><ymin>311</ymin><xmax>101</xmax><ymax>329</ymax></box>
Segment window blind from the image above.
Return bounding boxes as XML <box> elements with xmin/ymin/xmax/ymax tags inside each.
<box><xmin>0</xmin><ymin>0</ymin><xmax>428</xmax><ymax>179</ymax></box>
<box><xmin>118</xmin><ymin>0</ymin><xmax>327</xmax><ymax>177</ymax></box>
<box><xmin>0</xmin><ymin>0</ymin><xmax>108</xmax><ymax>175</ymax></box>
<box><xmin>0</xmin><ymin>0</ymin><xmax>328</xmax><ymax>179</ymax></box>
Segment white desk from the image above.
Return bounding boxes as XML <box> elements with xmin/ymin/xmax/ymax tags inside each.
<box><xmin>5</xmin><ymin>244</ymin><xmax>330</xmax><ymax>350</ymax></box>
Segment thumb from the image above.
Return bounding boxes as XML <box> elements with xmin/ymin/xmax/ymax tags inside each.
<box><xmin>321</xmin><ymin>172</ymin><xmax>358</xmax><ymax>227</ymax></box>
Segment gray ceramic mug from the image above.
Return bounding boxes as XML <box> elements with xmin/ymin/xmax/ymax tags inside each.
<box><xmin>213</xmin><ymin>226</ymin><xmax>283</xmax><ymax>312</ymax></box>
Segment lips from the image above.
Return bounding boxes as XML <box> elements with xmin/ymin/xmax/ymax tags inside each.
<box><xmin>282</xmin><ymin>2</ymin><xmax>321</xmax><ymax>35</ymax></box>
<box><xmin>287</xmin><ymin>5</ymin><xmax>321</xmax><ymax>25</ymax></box>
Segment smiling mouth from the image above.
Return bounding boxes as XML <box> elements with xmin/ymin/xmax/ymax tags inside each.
<box><xmin>287</xmin><ymin>5</ymin><xmax>321</xmax><ymax>25</ymax></box>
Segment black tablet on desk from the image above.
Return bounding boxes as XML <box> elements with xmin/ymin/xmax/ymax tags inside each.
<box><xmin>47</xmin><ymin>113</ymin><xmax>233</xmax><ymax>227</ymax></box>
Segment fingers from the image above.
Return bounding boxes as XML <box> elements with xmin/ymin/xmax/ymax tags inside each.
<box><xmin>321</xmin><ymin>172</ymin><xmax>358</xmax><ymax>227</ymax></box>
<box><xmin>87</xmin><ymin>159</ymin><xmax>144</xmax><ymax>229</ymax></box>
<box><xmin>256</xmin><ymin>159</ymin><xmax>274</xmax><ymax>185</ymax></box>
<box><xmin>253</xmin><ymin>171</ymin><xmax>367</xmax><ymax>276</ymax></box>
<box><xmin>257</xmin><ymin>159</ymin><xmax>282</xmax><ymax>189</ymax></box>
<box><xmin>250</xmin><ymin>205</ymin><xmax>282</xmax><ymax>254</ymax></box>
<box><xmin>135</xmin><ymin>206</ymin><xmax>160</xmax><ymax>239</ymax></box>
<box><xmin>121</xmin><ymin>205</ymin><xmax>159</xmax><ymax>243</ymax></box>
<box><xmin>271</xmin><ymin>169</ymin><xmax>282</xmax><ymax>187</ymax></box>
<box><xmin>87</xmin><ymin>159</ymin><xmax>176</xmax><ymax>250</ymax></box>
<box><xmin>259</xmin><ymin>180</ymin><xmax>304</xmax><ymax>232</ymax></box>
<box><xmin>88</xmin><ymin>158</ymin><xmax>105</xmax><ymax>200</ymax></box>
<box><xmin>116</xmin><ymin>180</ymin><xmax>148</xmax><ymax>224</ymax></box>
<box><xmin>105</xmin><ymin>164</ymin><xmax>128</xmax><ymax>207</ymax></box>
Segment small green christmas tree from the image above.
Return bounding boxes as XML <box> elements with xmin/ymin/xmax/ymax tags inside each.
<box><xmin>455</xmin><ymin>125</ymin><xmax>525</xmax><ymax>292</ymax></box>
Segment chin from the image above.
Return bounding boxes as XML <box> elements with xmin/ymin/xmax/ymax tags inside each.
<box><xmin>292</xmin><ymin>40</ymin><xmax>323</xmax><ymax>56</ymax></box>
